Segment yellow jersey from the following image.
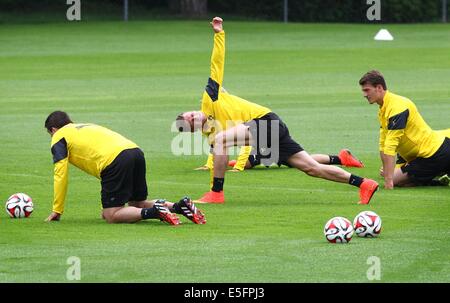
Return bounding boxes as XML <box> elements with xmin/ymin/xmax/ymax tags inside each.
<box><xmin>378</xmin><ymin>91</ymin><xmax>445</xmax><ymax>162</ymax></box>
<box><xmin>50</xmin><ymin>123</ymin><xmax>138</xmax><ymax>214</ymax></box>
<box><xmin>200</xmin><ymin>31</ymin><xmax>271</xmax><ymax>139</ymax></box>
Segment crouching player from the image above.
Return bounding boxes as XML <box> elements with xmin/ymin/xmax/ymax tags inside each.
<box><xmin>45</xmin><ymin>111</ymin><xmax>205</xmax><ymax>225</ymax></box>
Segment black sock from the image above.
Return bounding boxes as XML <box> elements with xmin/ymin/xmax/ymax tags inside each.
<box><xmin>329</xmin><ymin>155</ymin><xmax>341</xmax><ymax>165</ymax></box>
<box><xmin>141</xmin><ymin>207</ymin><xmax>159</xmax><ymax>219</ymax></box>
<box><xmin>349</xmin><ymin>174</ymin><xmax>364</xmax><ymax>187</ymax></box>
<box><xmin>212</xmin><ymin>177</ymin><xmax>224</xmax><ymax>192</ymax></box>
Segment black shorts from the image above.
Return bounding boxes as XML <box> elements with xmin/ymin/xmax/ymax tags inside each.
<box><xmin>244</xmin><ymin>112</ymin><xmax>303</xmax><ymax>166</ymax></box>
<box><xmin>100</xmin><ymin>148</ymin><xmax>148</xmax><ymax>208</ymax></box>
<box><xmin>401</xmin><ymin>137</ymin><xmax>450</xmax><ymax>185</ymax></box>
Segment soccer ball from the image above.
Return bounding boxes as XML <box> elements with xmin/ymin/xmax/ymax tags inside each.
<box><xmin>324</xmin><ymin>217</ymin><xmax>354</xmax><ymax>243</ymax></box>
<box><xmin>353</xmin><ymin>211</ymin><xmax>382</xmax><ymax>238</ymax></box>
<box><xmin>5</xmin><ymin>193</ymin><xmax>34</xmax><ymax>218</ymax></box>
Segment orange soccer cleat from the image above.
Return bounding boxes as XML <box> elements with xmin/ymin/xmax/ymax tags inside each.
<box><xmin>358</xmin><ymin>179</ymin><xmax>379</xmax><ymax>205</ymax></box>
<box><xmin>339</xmin><ymin>149</ymin><xmax>364</xmax><ymax>168</ymax></box>
<box><xmin>154</xmin><ymin>200</ymin><xmax>181</xmax><ymax>225</ymax></box>
<box><xmin>195</xmin><ymin>191</ymin><xmax>225</xmax><ymax>204</ymax></box>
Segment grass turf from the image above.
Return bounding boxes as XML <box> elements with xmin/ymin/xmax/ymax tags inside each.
<box><xmin>0</xmin><ymin>20</ymin><xmax>449</xmax><ymax>282</ymax></box>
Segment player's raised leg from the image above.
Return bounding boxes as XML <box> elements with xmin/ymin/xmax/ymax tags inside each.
<box><xmin>287</xmin><ymin>151</ymin><xmax>378</xmax><ymax>204</ymax></box>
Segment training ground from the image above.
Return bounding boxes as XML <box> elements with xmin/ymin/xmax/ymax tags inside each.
<box><xmin>0</xmin><ymin>20</ymin><xmax>449</xmax><ymax>282</ymax></box>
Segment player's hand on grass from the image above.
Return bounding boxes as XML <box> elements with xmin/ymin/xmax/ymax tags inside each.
<box><xmin>194</xmin><ymin>165</ymin><xmax>210</xmax><ymax>171</ymax></box>
<box><xmin>45</xmin><ymin>212</ymin><xmax>61</xmax><ymax>222</ymax></box>
<box><xmin>210</xmin><ymin>17</ymin><xmax>223</xmax><ymax>33</ymax></box>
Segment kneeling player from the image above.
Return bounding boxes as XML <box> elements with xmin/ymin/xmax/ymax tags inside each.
<box><xmin>45</xmin><ymin>111</ymin><xmax>206</xmax><ymax>225</ymax></box>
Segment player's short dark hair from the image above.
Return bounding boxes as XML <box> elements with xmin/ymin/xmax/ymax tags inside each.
<box><xmin>45</xmin><ymin>111</ymin><xmax>73</xmax><ymax>131</ymax></box>
<box><xmin>175</xmin><ymin>113</ymin><xmax>189</xmax><ymax>132</ymax></box>
<box><xmin>359</xmin><ymin>70</ymin><xmax>387</xmax><ymax>90</ymax></box>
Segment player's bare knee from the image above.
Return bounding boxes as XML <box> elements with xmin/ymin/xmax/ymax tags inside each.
<box><xmin>102</xmin><ymin>211</ymin><xmax>117</xmax><ymax>224</ymax></box>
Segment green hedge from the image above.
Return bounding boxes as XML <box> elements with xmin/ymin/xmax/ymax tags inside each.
<box><xmin>209</xmin><ymin>0</ymin><xmax>446</xmax><ymax>23</ymax></box>
<box><xmin>0</xmin><ymin>0</ymin><xmax>448</xmax><ymax>23</ymax></box>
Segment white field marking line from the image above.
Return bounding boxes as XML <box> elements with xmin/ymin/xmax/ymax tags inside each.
<box><xmin>155</xmin><ymin>181</ymin><xmax>448</xmax><ymax>199</ymax></box>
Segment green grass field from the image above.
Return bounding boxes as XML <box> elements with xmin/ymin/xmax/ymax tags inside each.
<box><xmin>0</xmin><ymin>20</ymin><xmax>449</xmax><ymax>283</ymax></box>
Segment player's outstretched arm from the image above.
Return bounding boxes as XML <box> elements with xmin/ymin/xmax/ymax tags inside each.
<box><xmin>47</xmin><ymin>157</ymin><xmax>69</xmax><ymax>221</ymax></box>
<box><xmin>207</xmin><ymin>17</ymin><xmax>225</xmax><ymax>90</ymax></box>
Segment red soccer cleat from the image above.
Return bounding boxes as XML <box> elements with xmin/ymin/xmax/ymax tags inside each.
<box><xmin>195</xmin><ymin>191</ymin><xmax>225</xmax><ymax>204</ymax></box>
<box><xmin>228</xmin><ymin>160</ymin><xmax>237</xmax><ymax>167</ymax></box>
<box><xmin>154</xmin><ymin>200</ymin><xmax>181</xmax><ymax>225</ymax></box>
<box><xmin>339</xmin><ymin>149</ymin><xmax>364</xmax><ymax>168</ymax></box>
<box><xmin>358</xmin><ymin>179</ymin><xmax>379</xmax><ymax>205</ymax></box>
<box><xmin>159</xmin><ymin>211</ymin><xmax>181</xmax><ymax>225</ymax></box>
<box><xmin>177</xmin><ymin>197</ymin><xmax>206</xmax><ymax>224</ymax></box>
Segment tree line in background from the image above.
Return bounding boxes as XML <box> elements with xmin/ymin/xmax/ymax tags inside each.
<box><xmin>0</xmin><ymin>0</ymin><xmax>448</xmax><ymax>23</ymax></box>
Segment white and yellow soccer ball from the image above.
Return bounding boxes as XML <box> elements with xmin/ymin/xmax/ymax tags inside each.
<box><xmin>353</xmin><ymin>211</ymin><xmax>382</xmax><ymax>238</ymax></box>
<box><xmin>5</xmin><ymin>193</ymin><xmax>34</xmax><ymax>218</ymax></box>
<box><xmin>324</xmin><ymin>216</ymin><xmax>354</xmax><ymax>243</ymax></box>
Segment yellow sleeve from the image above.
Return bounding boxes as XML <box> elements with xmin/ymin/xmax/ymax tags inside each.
<box><xmin>203</xmin><ymin>31</ymin><xmax>225</xmax><ymax>105</ymax></box>
<box><xmin>233</xmin><ymin>146</ymin><xmax>252</xmax><ymax>171</ymax></box>
<box><xmin>379</xmin><ymin>127</ymin><xmax>386</xmax><ymax>152</ymax></box>
<box><xmin>50</xmin><ymin>135</ymin><xmax>69</xmax><ymax>214</ymax></box>
<box><xmin>210</xmin><ymin>31</ymin><xmax>225</xmax><ymax>86</ymax></box>
<box><xmin>384</xmin><ymin>129</ymin><xmax>404</xmax><ymax>156</ymax></box>
<box><xmin>205</xmin><ymin>153</ymin><xmax>214</xmax><ymax>169</ymax></box>
<box><xmin>383</xmin><ymin>106</ymin><xmax>409</xmax><ymax>156</ymax></box>
<box><xmin>53</xmin><ymin>158</ymin><xmax>69</xmax><ymax>214</ymax></box>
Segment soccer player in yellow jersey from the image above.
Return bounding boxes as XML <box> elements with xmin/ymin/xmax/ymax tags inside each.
<box><xmin>176</xmin><ymin>17</ymin><xmax>378</xmax><ymax>204</ymax></box>
<box><xmin>359</xmin><ymin>70</ymin><xmax>450</xmax><ymax>189</ymax></box>
<box><xmin>44</xmin><ymin>111</ymin><xmax>206</xmax><ymax>225</ymax></box>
